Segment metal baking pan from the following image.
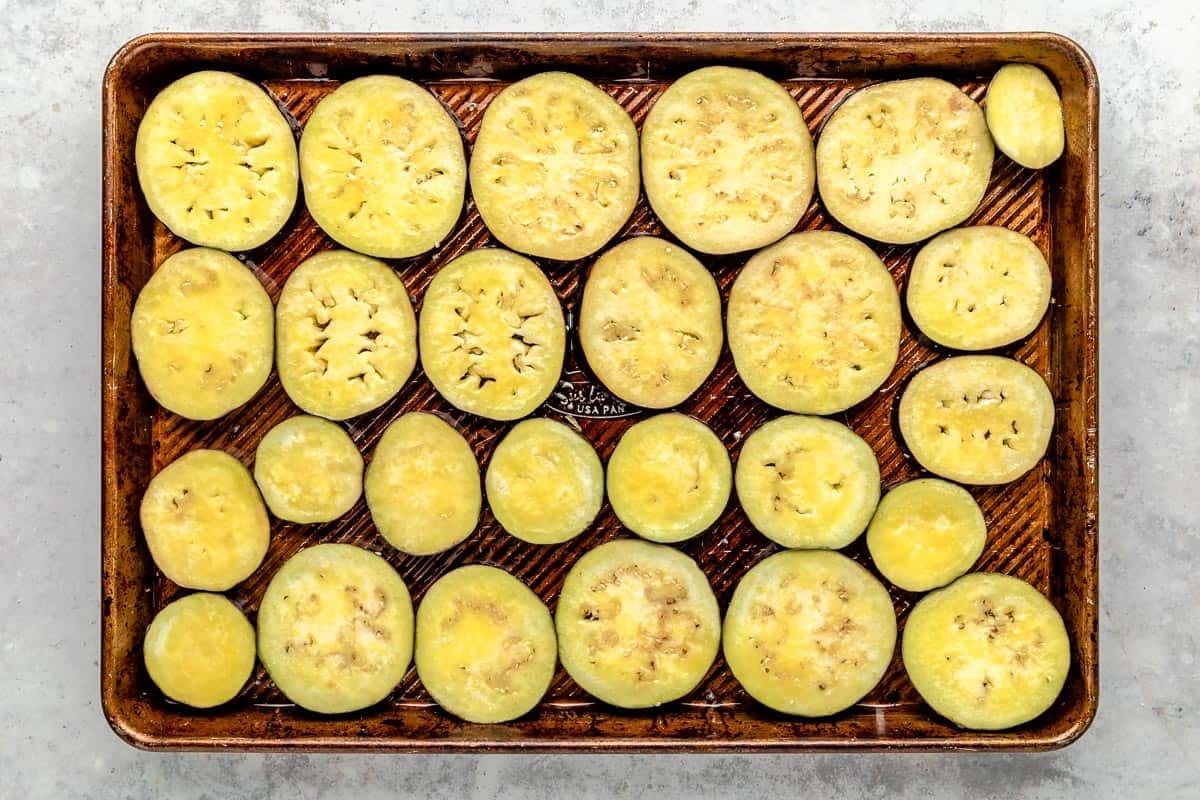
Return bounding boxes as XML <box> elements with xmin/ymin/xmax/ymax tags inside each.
<box><xmin>101</xmin><ymin>32</ymin><xmax>1098</xmax><ymax>751</ymax></box>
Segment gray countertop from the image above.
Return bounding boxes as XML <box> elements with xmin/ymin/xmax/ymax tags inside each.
<box><xmin>1</xmin><ymin>1</ymin><xmax>1197</xmax><ymax>797</ymax></box>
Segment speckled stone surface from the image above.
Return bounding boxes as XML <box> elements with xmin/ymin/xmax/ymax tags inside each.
<box><xmin>1</xmin><ymin>1</ymin><xmax>1197</xmax><ymax>797</ymax></box>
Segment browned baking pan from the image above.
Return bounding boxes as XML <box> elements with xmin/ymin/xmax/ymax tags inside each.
<box><xmin>101</xmin><ymin>32</ymin><xmax>1098</xmax><ymax>752</ymax></box>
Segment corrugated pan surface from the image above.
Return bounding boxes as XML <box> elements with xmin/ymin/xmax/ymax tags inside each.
<box><xmin>102</xmin><ymin>33</ymin><xmax>1098</xmax><ymax>751</ymax></box>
